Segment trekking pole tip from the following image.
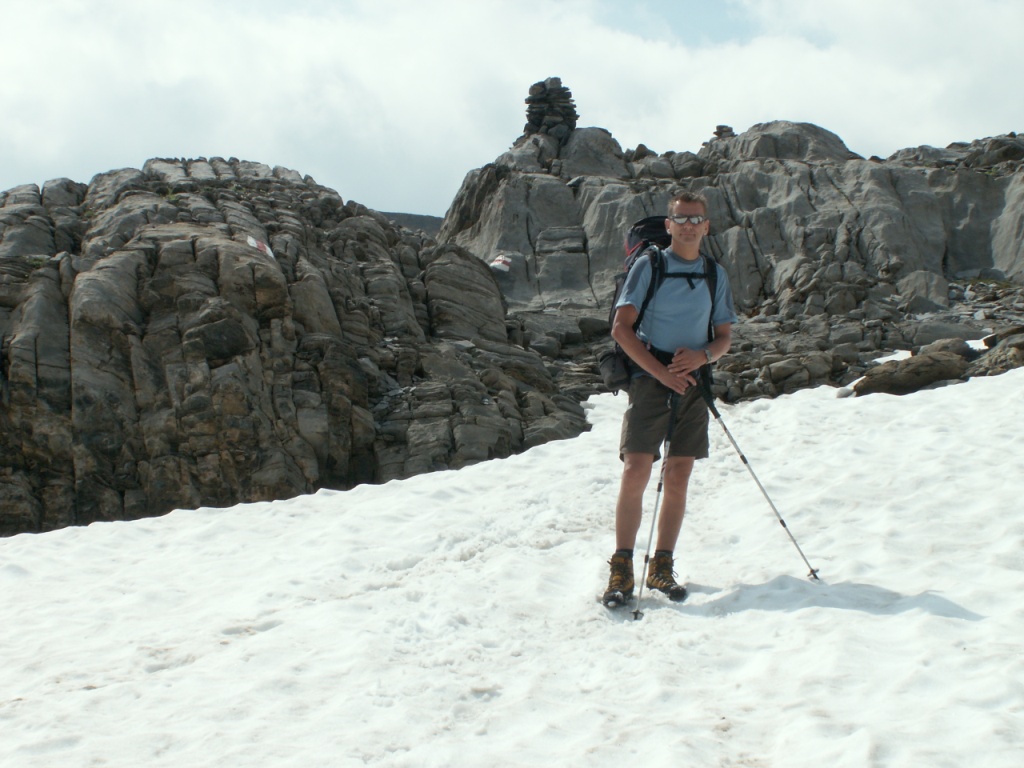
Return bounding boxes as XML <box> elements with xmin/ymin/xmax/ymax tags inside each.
<box><xmin>808</xmin><ymin>568</ymin><xmax>821</xmax><ymax>582</ymax></box>
<box><xmin>632</xmin><ymin>609</ymin><xmax>644</xmax><ymax>621</ymax></box>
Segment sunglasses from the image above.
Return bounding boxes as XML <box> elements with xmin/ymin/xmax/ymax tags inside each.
<box><xmin>667</xmin><ymin>215</ymin><xmax>707</xmax><ymax>225</ymax></box>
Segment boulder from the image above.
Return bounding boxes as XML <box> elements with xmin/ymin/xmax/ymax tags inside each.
<box><xmin>898</xmin><ymin>270</ymin><xmax>949</xmax><ymax>312</ymax></box>
<box><xmin>711</xmin><ymin>120</ymin><xmax>863</xmax><ymax>164</ymax></box>
<box><xmin>966</xmin><ymin>326</ymin><xmax>1024</xmax><ymax>377</ymax></box>
<box><xmin>558</xmin><ymin>128</ymin><xmax>630</xmax><ymax>180</ymax></box>
<box><xmin>853</xmin><ymin>352</ymin><xmax>969</xmax><ymax>396</ymax></box>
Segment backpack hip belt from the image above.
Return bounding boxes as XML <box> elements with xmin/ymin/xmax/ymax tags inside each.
<box><xmin>646</xmin><ymin>345</ymin><xmax>675</xmax><ymax>367</ymax></box>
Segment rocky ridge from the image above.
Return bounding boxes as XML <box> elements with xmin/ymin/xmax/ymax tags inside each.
<box><xmin>0</xmin><ymin>160</ymin><xmax>588</xmax><ymax>536</ymax></box>
<box><xmin>4</xmin><ymin>82</ymin><xmax>1024</xmax><ymax>536</ymax></box>
<box><xmin>440</xmin><ymin>99</ymin><xmax>1024</xmax><ymax>402</ymax></box>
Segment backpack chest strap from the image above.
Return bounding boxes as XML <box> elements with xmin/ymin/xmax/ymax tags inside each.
<box><xmin>662</xmin><ymin>271</ymin><xmax>711</xmax><ymax>290</ymax></box>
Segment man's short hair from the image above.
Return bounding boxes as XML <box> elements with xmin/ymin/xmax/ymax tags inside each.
<box><xmin>667</xmin><ymin>190</ymin><xmax>708</xmax><ymax>215</ymax></box>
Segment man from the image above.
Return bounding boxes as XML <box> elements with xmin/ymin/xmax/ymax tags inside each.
<box><xmin>602</xmin><ymin>190</ymin><xmax>737</xmax><ymax>608</ymax></box>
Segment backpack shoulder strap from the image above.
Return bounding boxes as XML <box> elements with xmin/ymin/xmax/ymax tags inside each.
<box><xmin>633</xmin><ymin>247</ymin><xmax>664</xmax><ymax>331</ymax></box>
<box><xmin>702</xmin><ymin>253</ymin><xmax>718</xmax><ymax>343</ymax></box>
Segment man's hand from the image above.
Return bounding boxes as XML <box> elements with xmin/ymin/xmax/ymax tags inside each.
<box><xmin>667</xmin><ymin>348</ymin><xmax>707</xmax><ymax>377</ymax></box>
<box><xmin>655</xmin><ymin>365</ymin><xmax>696</xmax><ymax>394</ymax></box>
<box><xmin>667</xmin><ymin>326</ymin><xmax>732</xmax><ymax>381</ymax></box>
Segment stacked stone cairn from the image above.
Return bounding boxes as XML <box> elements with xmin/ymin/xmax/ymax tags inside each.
<box><xmin>523</xmin><ymin>77</ymin><xmax>579</xmax><ymax>144</ymax></box>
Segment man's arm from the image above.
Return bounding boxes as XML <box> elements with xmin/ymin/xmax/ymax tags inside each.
<box><xmin>666</xmin><ymin>322</ymin><xmax>733</xmax><ymax>377</ymax></box>
<box><xmin>610</xmin><ymin>304</ymin><xmax>697</xmax><ymax>394</ymax></box>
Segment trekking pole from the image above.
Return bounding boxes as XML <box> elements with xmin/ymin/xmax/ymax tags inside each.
<box><xmin>633</xmin><ymin>392</ymin><xmax>680</xmax><ymax>621</ymax></box>
<box><xmin>697</xmin><ymin>373</ymin><xmax>821</xmax><ymax>582</ymax></box>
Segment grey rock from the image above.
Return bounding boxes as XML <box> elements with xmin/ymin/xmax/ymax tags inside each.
<box><xmin>438</xmin><ymin>93</ymin><xmax>1023</xmax><ymax>406</ymax></box>
<box><xmin>919</xmin><ymin>338</ymin><xmax>978</xmax><ymax>360</ymax></box>
<box><xmin>522</xmin><ymin>77</ymin><xmax>579</xmax><ymax>143</ymax></box>
<box><xmin>443</xmin><ymin>115</ymin><xmax>1024</xmax><ymax>329</ymax></box>
<box><xmin>7</xmin><ymin>87</ymin><xmax>1024</xmax><ymax>535</ymax></box>
<box><xmin>498</xmin><ymin>133</ymin><xmax>561</xmax><ymax>174</ymax></box>
<box><xmin>898</xmin><ymin>270</ymin><xmax>949</xmax><ymax>312</ymax></box>
<box><xmin>853</xmin><ymin>351</ymin><xmax>969</xmax><ymax>396</ymax></box>
<box><xmin>711</xmin><ymin>120</ymin><xmax>863</xmax><ymax>164</ymax></box>
<box><xmin>669</xmin><ymin>151</ymin><xmax>705</xmax><ymax>178</ymax></box>
<box><xmin>42</xmin><ymin>178</ymin><xmax>88</xmax><ymax>208</ymax></box>
<box><xmin>966</xmin><ymin>325</ymin><xmax>1024</xmax><ymax>377</ymax></box>
<box><xmin>900</xmin><ymin>319</ymin><xmax>986</xmax><ymax>348</ymax></box>
<box><xmin>0</xmin><ymin>159</ymin><xmax>590</xmax><ymax>536</ymax></box>
<box><xmin>0</xmin><ymin>201</ymin><xmax>57</xmax><ymax>260</ymax></box>
<box><xmin>423</xmin><ymin>245</ymin><xmax>508</xmax><ymax>344</ymax></box>
<box><xmin>558</xmin><ymin>128</ymin><xmax>630</xmax><ymax>180</ymax></box>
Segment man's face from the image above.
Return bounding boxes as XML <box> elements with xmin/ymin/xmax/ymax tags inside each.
<box><xmin>665</xmin><ymin>201</ymin><xmax>710</xmax><ymax>247</ymax></box>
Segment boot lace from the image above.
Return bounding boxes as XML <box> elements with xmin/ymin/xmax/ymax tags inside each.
<box><xmin>648</xmin><ymin>554</ymin><xmax>677</xmax><ymax>589</ymax></box>
<box><xmin>607</xmin><ymin>554</ymin><xmax>633</xmax><ymax>592</ymax></box>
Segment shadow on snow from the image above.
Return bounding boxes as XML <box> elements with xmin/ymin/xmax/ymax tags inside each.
<box><xmin>678</xmin><ymin>575</ymin><xmax>984</xmax><ymax>621</ymax></box>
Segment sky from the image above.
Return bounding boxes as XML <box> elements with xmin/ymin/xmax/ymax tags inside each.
<box><xmin>2</xmin><ymin>0</ymin><xmax>1023</xmax><ymax>217</ymax></box>
<box><xmin>2</xmin><ymin>367</ymin><xmax>1022</xmax><ymax>766</ymax></box>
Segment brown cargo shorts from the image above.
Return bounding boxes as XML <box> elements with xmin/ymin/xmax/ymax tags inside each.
<box><xmin>619</xmin><ymin>376</ymin><xmax>710</xmax><ymax>460</ymax></box>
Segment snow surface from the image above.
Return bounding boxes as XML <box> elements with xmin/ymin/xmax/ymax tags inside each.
<box><xmin>2</xmin><ymin>369</ymin><xmax>1023</xmax><ymax>767</ymax></box>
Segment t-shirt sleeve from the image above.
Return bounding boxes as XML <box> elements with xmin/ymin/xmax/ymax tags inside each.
<box><xmin>615</xmin><ymin>255</ymin><xmax>653</xmax><ymax>311</ymax></box>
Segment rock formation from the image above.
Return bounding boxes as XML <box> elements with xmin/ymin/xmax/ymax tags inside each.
<box><xmin>522</xmin><ymin>77</ymin><xmax>578</xmax><ymax>144</ymax></box>
<box><xmin>5</xmin><ymin>79</ymin><xmax>1024</xmax><ymax>537</ymax></box>
<box><xmin>0</xmin><ymin>160</ymin><xmax>589</xmax><ymax>536</ymax></box>
<box><xmin>440</xmin><ymin>100</ymin><xmax>1024</xmax><ymax>401</ymax></box>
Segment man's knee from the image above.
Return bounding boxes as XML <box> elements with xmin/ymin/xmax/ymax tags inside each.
<box><xmin>621</xmin><ymin>453</ymin><xmax>654</xmax><ymax>481</ymax></box>
<box><xmin>664</xmin><ymin>457</ymin><xmax>695</xmax><ymax>485</ymax></box>
<box><xmin>622</xmin><ymin>452</ymin><xmax>654</xmax><ymax>468</ymax></box>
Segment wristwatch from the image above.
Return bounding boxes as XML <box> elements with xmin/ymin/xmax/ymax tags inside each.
<box><xmin>704</xmin><ymin>348</ymin><xmax>713</xmax><ymax>364</ymax></box>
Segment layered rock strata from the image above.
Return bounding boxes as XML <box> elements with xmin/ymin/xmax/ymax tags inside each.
<box><xmin>0</xmin><ymin>160</ymin><xmax>588</xmax><ymax>535</ymax></box>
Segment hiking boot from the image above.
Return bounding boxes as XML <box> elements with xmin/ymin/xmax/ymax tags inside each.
<box><xmin>601</xmin><ymin>551</ymin><xmax>634</xmax><ymax>608</ymax></box>
<box><xmin>646</xmin><ymin>551</ymin><xmax>688</xmax><ymax>602</ymax></box>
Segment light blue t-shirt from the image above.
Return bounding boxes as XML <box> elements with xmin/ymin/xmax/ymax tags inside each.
<box><xmin>615</xmin><ymin>247</ymin><xmax>738</xmax><ymax>353</ymax></box>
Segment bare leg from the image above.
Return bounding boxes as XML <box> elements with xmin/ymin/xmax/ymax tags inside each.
<box><xmin>655</xmin><ymin>456</ymin><xmax>695</xmax><ymax>551</ymax></box>
<box><xmin>614</xmin><ymin>452</ymin><xmax>654</xmax><ymax>550</ymax></box>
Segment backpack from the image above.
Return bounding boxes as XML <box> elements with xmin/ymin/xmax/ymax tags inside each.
<box><xmin>598</xmin><ymin>215</ymin><xmax>719</xmax><ymax>393</ymax></box>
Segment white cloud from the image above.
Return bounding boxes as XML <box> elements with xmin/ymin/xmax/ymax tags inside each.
<box><xmin>1</xmin><ymin>0</ymin><xmax>1022</xmax><ymax>215</ymax></box>
<box><xmin>729</xmin><ymin>0</ymin><xmax>1024</xmax><ymax>149</ymax></box>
